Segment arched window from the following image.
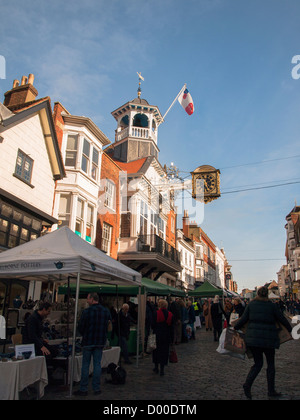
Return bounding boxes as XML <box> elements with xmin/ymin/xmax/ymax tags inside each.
<box><xmin>133</xmin><ymin>113</ymin><xmax>148</xmax><ymax>128</ymax></box>
<box><xmin>120</xmin><ymin>115</ymin><xmax>129</xmax><ymax>128</ymax></box>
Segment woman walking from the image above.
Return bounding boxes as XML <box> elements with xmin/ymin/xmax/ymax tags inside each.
<box><xmin>203</xmin><ymin>299</ymin><xmax>213</xmax><ymax>332</ymax></box>
<box><xmin>211</xmin><ymin>295</ymin><xmax>226</xmax><ymax>342</ymax></box>
<box><xmin>152</xmin><ymin>299</ymin><xmax>174</xmax><ymax>376</ymax></box>
<box><xmin>234</xmin><ymin>286</ymin><xmax>292</xmax><ymax>400</ymax></box>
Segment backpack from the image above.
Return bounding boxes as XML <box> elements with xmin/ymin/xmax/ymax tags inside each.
<box><xmin>106</xmin><ymin>363</ymin><xmax>127</xmax><ymax>385</ymax></box>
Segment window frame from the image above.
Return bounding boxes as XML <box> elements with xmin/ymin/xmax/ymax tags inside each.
<box><xmin>101</xmin><ymin>222</ymin><xmax>112</xmax><ymax>255</ymax></box>
<box><xmin>13</xmin><ymin>149</ymin><xmax>34</xmax><ymax>187</ymax></box>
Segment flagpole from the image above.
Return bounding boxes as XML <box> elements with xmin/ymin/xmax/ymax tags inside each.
<box><xmin>161</xmin><ymin>83</ymin><xmax>186</xmax><ymax>123</ymax></box>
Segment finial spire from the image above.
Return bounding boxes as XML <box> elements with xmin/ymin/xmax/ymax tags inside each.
<box><xmin>137</xmin><ymin>72</ymin><xmax>144</xmax><ymax>98</ymax></box>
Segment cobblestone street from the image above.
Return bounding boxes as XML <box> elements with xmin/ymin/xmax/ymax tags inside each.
<box><xmin>42</xmin><ymin>327</ymin><xmax>300</xmax><ymax>401</ymax></box>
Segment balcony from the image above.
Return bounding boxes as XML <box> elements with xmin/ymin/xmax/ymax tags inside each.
<box><xmin>118</xmin><ymin>234</ymin><xmax>181</xmax><ymax>277</ymax></box>
<box><xmin>138</xmin><ymin>235</ymin><xmax>181</xmax><ymax>266</ymax></box>
<box><xmin>115</xmin><ymin>126</ymin><xmax>157</xmax><ymax>143</ymax></box>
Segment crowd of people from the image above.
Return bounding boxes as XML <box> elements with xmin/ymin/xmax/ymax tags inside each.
<box><xmin>20</xmin><ymin>290</ymin><xmax>297</xmax><ymax>398</ymax></box>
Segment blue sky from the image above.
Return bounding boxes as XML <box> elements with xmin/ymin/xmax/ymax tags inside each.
<box><xmin>1</xmin><ymin>0</ymin><xmax>300</xmax><ymax>292</ymax></box>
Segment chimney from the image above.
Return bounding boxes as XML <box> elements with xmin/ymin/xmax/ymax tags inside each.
<box><xmin>3</xmin><ymin>73</ymin><xmax>38</xmax><ymax>108</ymax></box>
<box><xmin>182</xmin><ymin>210</ymin><xmax>190</xmax><ymax>236</ymax></box>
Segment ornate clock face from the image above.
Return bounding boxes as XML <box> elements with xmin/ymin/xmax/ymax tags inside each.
<box><xmin>191</xmin><ymin>166</ymin><xmax>221</xmax><ymax>203</ymax></box>
<box><xmin>204</xmin><ymin>174</ymin><xmax>217</xmax><ymax>193</ymax></box>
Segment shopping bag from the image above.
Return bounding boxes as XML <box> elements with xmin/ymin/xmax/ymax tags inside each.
<box><xmin>276</xmin><ymin>321</ymin><xmax>293</xmax><ymax>345</ymax></box>
<box><xmin>224</xmin><ymin>328</ymin><xmax>247</xmax><ymax>355</ymax></box>
<box><xmin>169</xmin><ymin>345</ymin><xmax>178</xmax><ymax>363</ymax></box>
<box><xmin>216</xmin><ymin>328</ymin><xmax>245</xmax><ymax>360</ymax></box>
<box><xmin>146</xmin><ymin>332</ymin><xmax>157</xmax><ymax>352</ymax></box>
<box><xmin>229</xmin><ymin>312</ymin><xmax>239</xmax><ymax>326</ymax></box>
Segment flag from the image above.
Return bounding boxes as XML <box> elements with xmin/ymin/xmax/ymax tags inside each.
<box><xmin>178</xmin><ymin>87</ymin><xmax>194</xmax><ymax>115</ymax></box>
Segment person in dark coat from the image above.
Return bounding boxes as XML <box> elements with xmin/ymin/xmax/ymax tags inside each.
<box><xmin>210</xmin><ymin>295</ymin><xmax>226</xmax><ymax>342</ymax></box>
<box><xmin>234</xmin><ymin>286</ymin><xmax>292</xmax><ymax>400</ymax></box>
<box><xmin>232</xmin><ymin>298</ymin><xmax>245</xmax><ymax>318</ymax></box>
<box><xmin>187</xmin><ymin>300</ymin><xmax>196</xmax><ymax>340</ymax></box>
<box><xmin>22</xmin><ymin>301</ymin><xmax>57</xmax><ymax>358</ymax></box>
<box><xmin>169</xmin><ymin>298</ymin><xmax>182</xmax><ymax>344</ymax></box>
<box><xmin>152</xmin><ymin>299</ymin><xmax>174</xmax><ymax>376</ymax></box>
<box><xmin>145</xmin><ymin>299</ymin><xmax>154</xmax><ymax>353</ymax></box>
<box><xmin>75</xmin><ymin>293</ymin><xmax>112</xmax><ymax>396</ymax></box>
<box><xmin>115</xmin><ymin>303</ymin><xmax>134</xmax><ymax>364</ymax></box>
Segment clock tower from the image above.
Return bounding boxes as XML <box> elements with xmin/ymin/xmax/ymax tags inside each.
<box><xmin>109</xmin><ymin>81</ymin><xmax>163</xmax><ymax>163</ymax></box>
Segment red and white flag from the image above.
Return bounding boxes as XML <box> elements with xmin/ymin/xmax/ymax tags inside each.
<box><xmin>178</xmin><ymin>87</ymin><xmax>194</xmax><ymax>115</ymax></box>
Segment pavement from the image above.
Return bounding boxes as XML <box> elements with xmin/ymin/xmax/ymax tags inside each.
<box><xmin>36</xmin><ymin>326</ymin><xmax>300</xmax><ymax>402</ymax></box>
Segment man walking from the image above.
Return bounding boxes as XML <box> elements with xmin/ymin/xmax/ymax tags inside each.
<box><xmin>74</xmin><ymin>293</ymin><xmax>111</xmax><ymax>396</ymax></box>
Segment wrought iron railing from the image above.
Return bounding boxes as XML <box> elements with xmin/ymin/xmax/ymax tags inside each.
<box><xmin>138</xmin><ymin>234</ymin><xmax>180</xmax><ymax>265</ymax></box>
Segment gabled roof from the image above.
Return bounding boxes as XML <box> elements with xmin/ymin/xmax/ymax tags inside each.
<box><xmin>110</xmin><ymin>155</ymin><xmax>165</xmax><ymax>178</ymax></box>
<box><xmin>114</xmin><ymin>157</ymin><xmax>148</xmax><ymax>174</ymax></box>
<box><xmin>0</xmin><ymin>98</ymin><xmax>65</xmax><ymax>180</ymax></box>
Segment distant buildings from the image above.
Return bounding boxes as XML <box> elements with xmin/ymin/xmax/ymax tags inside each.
<box><xmin>277</xmin><ymin>205</ymin><xmax>300</xmax><ymax>299</ymax></box>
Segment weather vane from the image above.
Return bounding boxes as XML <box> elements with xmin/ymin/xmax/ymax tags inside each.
<box><xmin>137</xmin><ymin>72</ymin><xmax>144</xmax><ymax>98</ymax></box>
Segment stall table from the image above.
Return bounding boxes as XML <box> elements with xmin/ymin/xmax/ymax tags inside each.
<box><xmin>0</xmin><ymin>356</ymin><xmax>48</xmax><ymax>400</ymax></box>
<box><xmin>54</xmin><ymin>346</ymin><xmax>121</xmax><ymax>384</ymax></box>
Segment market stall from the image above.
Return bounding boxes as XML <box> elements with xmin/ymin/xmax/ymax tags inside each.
<box><xmin>57</xmin><ymin>277</ymin><xmax>186</xmax><ymax>354</ymax></box>
<box><xmin>0</xmin><ymin>356</ymin><xmax>48</xmax><ymax>400</ymax></box>
<box><xmin>188</xmin><ymin>280</ymin><xmax>223</xmax><ymax>298</ymax></box>
<box><xmin>0</xmin><ymin>226</ymin><xmax>142</xmax><ymax>398</ymax></box>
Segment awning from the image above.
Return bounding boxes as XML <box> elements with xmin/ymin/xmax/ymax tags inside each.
<box><xmin>188</xmin><ymin>280</ymin><xmax>223</xmax><ymax>297</ymax></box>
<box><xmin>58</xmin><ymin>277</ymin><xmax>186</xmax><ymax>297</ymax></box>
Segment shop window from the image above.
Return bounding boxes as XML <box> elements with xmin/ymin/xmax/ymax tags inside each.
<box><xmin>0</xmin><ymin>200</ymin><xmax>42</xmax><ymax>249</ymax></box>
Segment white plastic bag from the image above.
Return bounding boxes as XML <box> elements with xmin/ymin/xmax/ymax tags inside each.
<box><xmin>216</xmin><ymin>328</ymin><xmax>245</xmax><ymax>360</ymax></box>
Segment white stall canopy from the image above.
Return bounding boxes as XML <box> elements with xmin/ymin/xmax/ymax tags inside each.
<box><xmin>0</xmin><ymin>226</ymin><xmax>141</xmax><ymax>286</ymax></box>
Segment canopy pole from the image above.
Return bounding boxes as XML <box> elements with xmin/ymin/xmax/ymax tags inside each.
<box><xmin>116</xmin><ymin>285</ymin><xmax>122</xmax><ymax>367</ymax></box>
<box><xmin>69</xmin><ymin>272</ymin><xmax>80</xmax><ymax>398</ymax></box>
<box><xmin>136</xmin><ymin>285</ymin><xmax>141</xmax><ymax>367</ymax></box>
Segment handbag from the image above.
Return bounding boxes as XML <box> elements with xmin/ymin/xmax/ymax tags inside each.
<box><xmin>146</xmin><ymin>331</ymin><xmax>157</xmax><ymax>352</ymax></box>
<box><xmin>276</xmin><ymin>321</ymin><xmax>293</xmax><ymax>344</ymax></box>
<box><xmin>224</xmin><ymin>327</ymin><xmax>247</xmax><ymax>355</ymax></box>
<box><xmin>169</xmin><ymin>345</ymin><xmax>178</xmax><ymax>363</ymax></box>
